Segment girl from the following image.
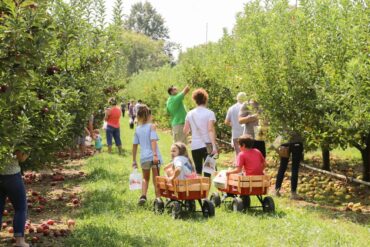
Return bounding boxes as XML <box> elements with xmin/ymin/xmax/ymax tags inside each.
<box><xmin>132</xmin><ymin>105</ymin><xmax>162</xmax><ymax>205</ymax></box>
<box><xmin>166</xmin><ymin>142</ymin><xmax>197</xmax><ymax>181</ymax></box>
<box><xmin>94</xmin><ymin>129</ymin><xmax>103</xmax><ymax>153</ymax></box>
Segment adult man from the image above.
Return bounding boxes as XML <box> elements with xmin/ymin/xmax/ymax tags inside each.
<box><xmin>238</xmin><ymin>98</ymin><xmax>266</xmax><ymax>157</ymax></box>
<box><xmin>166</xmin><ymin>85</ymin><xmax>190</xmax><ymax>144</ymax></box>
<box><xmin>225</xmin><ymin>92</ymin><xmax>246</xmax><ymax>157</ymax></box>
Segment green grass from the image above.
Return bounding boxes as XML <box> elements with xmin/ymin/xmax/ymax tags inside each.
<box><xmin>305</xmin><ymin>147</ymin><xmax>362</xmax><ymax>161</ymax></box>
<box><xmin>63</xmin><ymin>116</ymin><xmax>370</xmax><ymax>246</ymax></box>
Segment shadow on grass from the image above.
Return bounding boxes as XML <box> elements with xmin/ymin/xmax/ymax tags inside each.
<box><xmin>302</xmin><ymin>204</ymin><xmax>370</xmax><ymax>226</ymax></box>
<box><xmin>78</xmin><ymin>187</ymin><xmax>139</xmax><ymax>216</ymax></box>
<box><xmin>86</xmin><ymin>167</ymin><xmax>124</xmax><ymax>181</ymax></box>
<box><xmin>64</xmin><ymin>224</ymin><xmax>168</xmax><ymax>247</ymax></box>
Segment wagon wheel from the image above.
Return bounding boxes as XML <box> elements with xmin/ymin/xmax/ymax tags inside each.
<box><xmin>232</xmin><ymin>197</ymin><xmax>244</xmax><ymax>212</ymax></box>
<box><xmin>171</xmin><ymin>201</ymin><xmax>182</xmax><ymax>219</ymax></box>
<box><xmin>184</xmin><ymin>200</ymin><xmax>196</xmax><ymax>212</ymax></box>
<box><xmin>202</xmin><ymin>199</ymin><xmax>215</xmax><ymax>218</ymax></box>
<box><xmin>153</xmin><ymin>198</ymin><xmax>164</xmax><ymax>215</ymax></box>
<box><xmin>210</xmin><ymin>192</ymin><xmax>221</xmax><ymax>207</ymax></box>
<box><xmin>262</xmin><ymin>196</ymin><xmax>275</xmax><ymax>213</ymax></box>
<box><xmin>240</xmin><ymin>195</ymin><xmax>251</xmax><ymax>209</ymax></box>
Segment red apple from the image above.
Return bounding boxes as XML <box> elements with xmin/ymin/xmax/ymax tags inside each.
<box><xmin>29</xmin><ymin>227</ymin><xmax>35</xmax><ymax>233</ymax></box>
<box><xmin>32</xmin><ymin>191</ymin><xmax>38</xmax><ymax>196</ymax></box>
<box><xmin>72</xmin><ymin>199</ymin><xmax>79</xmax><ymax>205</ymax></box>
<box><xmin>2</xmin><ymin>222</ymin><xmax>7</xmax><ymax>228</ymax></box>
<box><xmin>47</xmin><ymin>219</ymin><xmax>55</xmax><ymax>225</ymax></box>
<box><xmin>41</xmin><ymin>223</ymin><xmax>49</xmax><ymax>230</ymax></box>
<box><xmin>8</xmin><ymin>227</ymin><xmax>14</xmax><ymax>233</ymax></box>
<box><xmin>3</xmin><ymin>210</ymin><xmax>9</xmax><ymax>216</ymax></box>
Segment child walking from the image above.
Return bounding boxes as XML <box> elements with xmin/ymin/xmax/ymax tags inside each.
<box><xmin>226</xmin><ymin>134</ymin><xmax>265</xmax><ymax>176</ymax></box>
<box><xmin>166</xmin><ymin>142</ymin><xmax>197</xmax><ymax>181</ymax></box>
<box><xmin>132</xmin><ymin>105</ymin><xmax>163</xmax><ymax>205</ymax></box>
<box><xmin>94</xmin><ymin>129</ymin><xmax>103</xmax><ymax>153</ymax></box>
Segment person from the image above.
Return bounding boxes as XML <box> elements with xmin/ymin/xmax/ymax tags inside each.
<box><xmin>166</xmin><ymin>142</ymin><xmax>196</xmax><ymax>181</ymax></box>
<box><xmin>225</xmin><ymin>92</ymin><xmax>246</xmax><ymax>159</ymax></box>
<box><xmin>183</xmin><ymin>88</ymin><xmax>217</xmax><ymax>177</ymax></box>
<box><xmin>132</xmin><ymin>105</ymin><xmax>163</xmax><ymax>205</ymax></box>
<box><xmin>121</xmin><ymin>101</ymin><xmax>126</xmax><ymax>118</ymax></box>
<box><xmin>73</xmin><ymin>115</ymin><xmax>94</xmax><ymax>158</ymax></box>
<box><xmin>166</xmin><ymin>85</ymin><xmax>190</xmax><ymax>144</ymax></box>
<box><xmin>104</xmin><ymin>98</ymin><xmax>123</xmax><ymax>154</ymax></box>
<box><xmin>238</xmin><ymin>99</ymin><xmax>266</xmax><ymax>157</ymax></box>
<box><xmin>134</xmin><ymin>100</ymin><xmax>142</xmax><ymax>118</ymax></box>
<box><xmin>226</xmin><ymin>135</ymin><xmax>265</xmax><ymax>176</ymax></box>
<box><xmin>128</xmin><ymin>100</ymin><xmax>136</xmax><ymax>129</ymax></box>
<box><xmin>274</xmin><ymin>131</ymin><xmax>304</xmax><ymax>200</ymax></box>
<box><xmin>94</xmin><ymin>129</ymin><xmax>103</xmax><ymax>153</ymax></box>
<box><xmin>0</xmin><ymin>150</ymin><xmax>30</xmax><ymax>247</ymax></box>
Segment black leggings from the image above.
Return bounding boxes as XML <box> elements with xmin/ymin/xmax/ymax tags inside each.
<box><xmin>275</xmin><ymin>142</ymin><xmax>303</xmax><ymax>193</ymax></box>
<box><xmin>191</xmin><ymin>147</ymin><xmax>210</xmax><ymax>177</ymax></box>
<box><xmin>253</xmin><ymin>140</ymin><xmax>266</xmax><ymax>158</ymax></box>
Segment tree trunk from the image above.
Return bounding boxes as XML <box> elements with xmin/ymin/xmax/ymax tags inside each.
<box><xmin>321</xmin><ymin>147</ymin><xmax>330</xmax><ymax>171</ymax></box>
<box><xmin>356</xmin><ymin>135</ymin><xmax>370</xmax><ymax>182</ymax></box>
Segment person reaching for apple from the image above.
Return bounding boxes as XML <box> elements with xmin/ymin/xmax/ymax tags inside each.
<box><xmin>0</xmin><ymin>150</ymin><xmax>30</xmax><ymax>247</ymax></box>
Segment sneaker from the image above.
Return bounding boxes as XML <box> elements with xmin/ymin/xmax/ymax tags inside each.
<box><xmin>272</xmin><ymin>189</ymin><xmax>281</xmax><ymax>197</ymax></box>
<box><xmin>290</xmin><ymin>192</ymin><xmax>303</xmax><ymax>200</ymax></box>
<box><xmin>138</xmin><ymin>195</ymin><xmax>147</xmax><ymax>205</ymax></box>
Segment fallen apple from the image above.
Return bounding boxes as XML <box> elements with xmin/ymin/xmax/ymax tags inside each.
<box><xmin>8</xmin><ymin>227</ymin><xmax>14</xmax><ymax>233</ymax></box>
<box><xmin>3</xmin><ymin>209</ymin><xmax>9</xmax><ymax>216</ymax></box>
<box><xmin>47</xmin><ymin>219</ymin><xmax>55</xmax><ymax>225</ymax></box>
<box><xmin>67</xmin><ymin>219</ymin><xmax>75</xmax><ymax>227</ymax></box>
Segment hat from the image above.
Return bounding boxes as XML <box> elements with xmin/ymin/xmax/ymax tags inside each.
<box><xmin>236</xmin><ymin>92</ymin><xmax>247</xmax><ymax>102</ymax></box>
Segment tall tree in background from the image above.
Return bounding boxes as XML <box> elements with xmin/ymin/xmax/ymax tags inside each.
<box><xmin>125</xmin><ymin>1</ymin><xmax>169</xmax><ymax>40</ymax></box>
<box><xmin>94</xmin><ymin>0</ymin><xmax>106</xmax><ymax>29</ymax></box>
<box><xmin>112</xmin><ymin>0</ymin><xmax>124</xmax><ymax>27</ymax></box>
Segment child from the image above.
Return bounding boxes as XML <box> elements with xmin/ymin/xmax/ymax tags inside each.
<box><xmin>165</xmin><ymin>142</ymin><xmax>196</xmax><ymax>181</ymax></box>
<box><xmin>226</xmin><ymin>134</ymin><xmax>265</xmax><ymax>177</ymax></box>
<box><xmin>132</xmin><ymin>105</ymin><xmax>163</xmax><ymax>205</ymax></box>
<box><xmin>94</xmin><ymin>129</ymin><xmax>103</xmax><ymax>153</ymax></box>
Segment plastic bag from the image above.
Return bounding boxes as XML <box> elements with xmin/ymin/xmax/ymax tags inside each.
<box><xmin>102</xmin><ymin>121</ymin><xmax>108</xmax><ymax>130</ymax></box>
<box><xmin>213</xmin><ymin>170</ymin><xmax>227</xmax><ymax>189</ymax></box>
<box><xmin>272</xmin><ymin>135</ymin><xmax>283</xmax><ymax>150</ymax></box>
<box><xmin>129</xmin><ymin>169</ymin><xmax>142</xmax><ymax>190</ymax></box>
<box><xmin>85</xmin><ymin>136</ymin><xmax>92</xmax><ymax>146</ymax></box>
<box><xmin>203</xmin><ymin>155</ymin><xmax>216</xmax><ymax>175</ymax></box>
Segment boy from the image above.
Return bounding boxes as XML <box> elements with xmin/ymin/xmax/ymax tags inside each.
<box><xmin>226</xmin><ymin>134</ymin><xmax>265</xmax><ymax>176</ymax></box>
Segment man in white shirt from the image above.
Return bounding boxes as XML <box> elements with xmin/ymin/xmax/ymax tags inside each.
<box><xmin>225</xmin><ymin>92</ymin><xmax>246</xmax><ymax>157</ymax></box>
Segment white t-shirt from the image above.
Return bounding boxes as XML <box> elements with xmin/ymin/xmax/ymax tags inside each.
<box><xmin>173</xmin><ymin>156</ymin><xmax>194</xmax><ymax>180</ymax></box>
<box><xmin>225</xmin><ymin>102</ymin><xmax>244</xmax><ymax>140</ymax></box>
<box><xmin>185</xmin><ymin>106</ymin><xmax>216</xmax><ymax>150</ymax></box>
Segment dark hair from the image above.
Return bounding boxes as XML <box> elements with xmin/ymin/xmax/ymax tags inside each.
<box><xmin>137</xmin><ymin>104</ymin><xmax>151</xmax><ymax>123</ymax></box>
<box><xmin>109</xmin><ymin>97</ymin><xmax>117</xmax><ymax>106</ymax></box>
<box><xmin>167</xmin><ymin>85</ymin><xmax>175</xmax><ymax>95</ymax></box>
<box><xmin>238</xmin><ymin>134</ymin><xmax>254</xmax><ymax>149</ymax></box>
<box><xmin>192</xmin><ymin>88</ymin><xmax>208</xmax><ymax>105</ymax></box>
<box><xmin>172</xmin><ymin>142</ymin><xmax>194</xmax><ymax>168</ymax></box>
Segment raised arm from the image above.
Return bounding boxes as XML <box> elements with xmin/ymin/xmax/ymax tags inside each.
<box><xmin>182</xmin><ymin>85</ymin><xmax>190</xmax><ymax>96</ymax></box>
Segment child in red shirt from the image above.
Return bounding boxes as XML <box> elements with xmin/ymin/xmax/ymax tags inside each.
<box><xmin>226</xmin><ymin>135</ymin><xmax>265</xmax><ymax>176</ymax></box>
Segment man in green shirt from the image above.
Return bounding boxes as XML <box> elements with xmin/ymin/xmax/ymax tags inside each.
<box><xmin>166</xmin><ymin>85</ymin><xmax>190</xmax><ymax>144</ymax></box>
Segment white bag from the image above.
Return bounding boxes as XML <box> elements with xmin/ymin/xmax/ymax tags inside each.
<box><xmin>129</xmin><ymin>169</ymin><xmax>142</xmax><ymax>191</ymax></box>
<box><xmin>85</xmin><ymin>136</ymin><xmax>92</xmax><ymax>146</ymax></box>
<box><xmin>102</xmin><ymin>121</ymin><xmax>108</xmax><ymax>130</ymax></box>
<box><xmin>272</xmin><ymin>135</ymin><xmax>283</xmax><ymax>150</ymax></box>
<box><xmin>202</xmin><ymin>155</ymin><xmax>216</xmax><ymax>175</ymax></box>
<box><xmin>213</xmin><ymin>170</ymin><xmax>227</xmax><ymax>189</ymax></box>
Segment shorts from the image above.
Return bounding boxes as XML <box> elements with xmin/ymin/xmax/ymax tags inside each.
<box><xmin>141</xmin><ymin>161</ymin><xmax>154</xmax><ymax>170</ymax></box>
<box><xmin>172</xmin><ymin>124</ymin><xmax>187</xmax><ymax>144</ymax></box>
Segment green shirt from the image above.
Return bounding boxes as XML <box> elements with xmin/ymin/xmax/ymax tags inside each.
<box><xmin>166</xmin><ymin>92</ymin><xmax>187</xmax><ymax>126</ymax></box>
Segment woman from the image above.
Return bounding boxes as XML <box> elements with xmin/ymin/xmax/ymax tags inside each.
<box><xmin>105</xmin><ymin>98</ymin><xmax>123</xmax><ymax>154</ymax></box>
<box><xmin>183</xmin><ymin>88</ymin><xmax>217</xmax><ymax>177</ymax></box>
<box><xmin>0</xmin><ymin>151</ymin><xmax>30</xmax><ymax>247</ymax></box>
<box><xmin>274</xmin><ymin>131</ymin><xmax>304</xmax><ymax>200</ymax></box>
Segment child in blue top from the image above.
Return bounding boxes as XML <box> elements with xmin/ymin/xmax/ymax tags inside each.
<box><xmin>94</xmin><ymin>129</ymin><xmax>103</xmax><ymax>153</ymax></box>
<box><xmin>132</xmin><ymin>105</ymin><xmax>163</xmax><ymax>205</ymax></box>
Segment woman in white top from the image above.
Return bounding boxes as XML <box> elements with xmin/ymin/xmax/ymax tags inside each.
<box><xmin>183</xmin><ymin>88</ymin><xmax>218</xmax><ymax>177</ymax></box>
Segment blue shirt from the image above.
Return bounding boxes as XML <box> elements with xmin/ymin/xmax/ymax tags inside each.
<box><xmin>133</xmin><ymin>123</ymin><xmax>163</xmax><ymax>165</ymax></box>
<box><xmin>95</xmin><ymin>135</ymin><xmax>103</xmax><ymax>149</ymax></box>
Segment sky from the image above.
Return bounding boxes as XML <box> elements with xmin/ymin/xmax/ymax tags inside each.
<box><xmin>104</xmin><ymin>0</ymin><xmax>247</xmax><ymax>52</ymax></box>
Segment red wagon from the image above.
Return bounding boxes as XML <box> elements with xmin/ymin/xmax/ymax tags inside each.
<box><xmin>210</xmin><ymin>174</ymin><xmax>275</xmax><ymax>212</ymax></box>
<box><xmin>154</xmin><ymin>176</ymin><xmax>215</xmax><ymax>219</ymax></box>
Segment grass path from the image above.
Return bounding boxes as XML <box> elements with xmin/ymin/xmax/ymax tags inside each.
<box><xmin>62</xmin><ymin>116</ymin><xmax>370</xmax><ymax>246</ymax></box>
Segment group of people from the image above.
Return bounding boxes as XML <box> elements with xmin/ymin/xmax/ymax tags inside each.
<box><xmin>131</xmin><ymin>84</ymin><xmax>304</xmax><ymax>205</ymax></box>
